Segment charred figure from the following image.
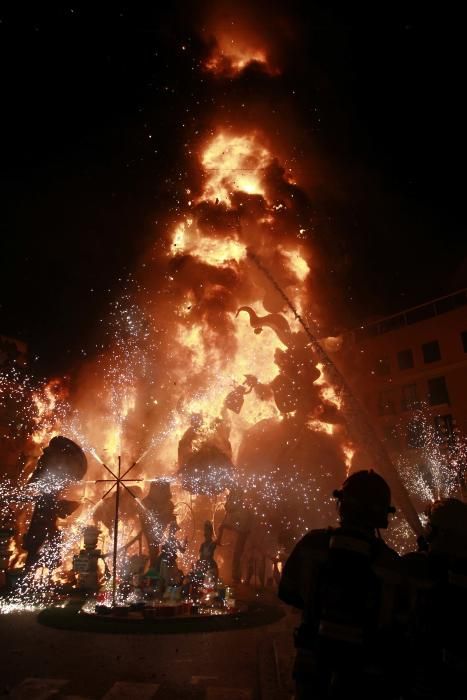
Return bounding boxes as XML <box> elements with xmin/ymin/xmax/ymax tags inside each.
<box><xmin>23</xmin><ymin>436</ymin><xmax>87</xmax><ymax>569</ymax></box>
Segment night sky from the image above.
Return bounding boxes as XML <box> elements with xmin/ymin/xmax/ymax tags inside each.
<box><xmin>0</xmin><ymin>3</ymin><xmax>465</xmax><ymax>374</ymax></box>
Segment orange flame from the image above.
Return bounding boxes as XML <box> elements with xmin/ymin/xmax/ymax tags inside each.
<box><xmin>315</xmin><ymin>363</ymin><xmax>343</xmax><ymax>409</ymax></box>
<box><xmin>200</xmin><ymin>132</ymin><xmax>272</xmax><ymax>203</ymax></box>
<box><xmin>31</xmin><ymin>378</ymin><xmax>67</xmax><ymax>446</ymax></box>
<box><xmin>343</xmin><ymin>443</ymin><xmax>356</xmax><ymax>476</ymax></box>
<box><xmin>279</xmin><ymin>245</ymin><xmax>310</xmax><ymax>282</ymax></box>
<box><xmin>171</xmin><ymin>219</ymin><xmax>247</xmax><ymax>266</ymax></box>
<box><xmin>204</xmin><ymin>33</ymin><xmax>278</xmax><ymax>77</ymax></box>
<box><xmin>15</xmin><ymin>119</ymin><xmax>351</xmax><ymax>581</ymax></box>
<box><xmin>307</xmin><ymin>418</ymin><xmax>335</xmax><ymax>435</ymax></box>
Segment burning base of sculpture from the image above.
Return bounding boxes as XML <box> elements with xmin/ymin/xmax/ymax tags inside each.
<box><xmin>0</xmin><ymin>429</ymin><xmax>256</xmax><ymax>617</ymax></box>
<box><xmin>86</xmin><ymin>519</ymin><xmax>239</xmax><ymax>618</ymax></box>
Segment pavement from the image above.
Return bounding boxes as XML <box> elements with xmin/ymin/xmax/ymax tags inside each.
<box><xmin>0</xmin><ymin>590</ymin><xmax>298</xmax><ymax>700</ymax></box>
<box><xmin>267</xmin><ymin>612</ymin><xmax>297</xmax><ymax>699</ymax></box>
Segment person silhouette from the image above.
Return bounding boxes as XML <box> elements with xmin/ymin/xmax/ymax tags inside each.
<box><xmin>279</xmin><ymin>470</ymin><xmax>405</xmax><ymax>700</ymax></box>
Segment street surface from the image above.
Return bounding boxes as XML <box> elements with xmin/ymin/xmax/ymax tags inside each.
<box><xmin>0</xmin><ymin>604</ymin><xmax>298</xmax><ymax>699</ymax></box>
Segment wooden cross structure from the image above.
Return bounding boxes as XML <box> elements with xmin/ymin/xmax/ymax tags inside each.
<box><xmin>96</xmin><ymin>456</ymin><xmax>142</xmax><ymax>607</ymax></box>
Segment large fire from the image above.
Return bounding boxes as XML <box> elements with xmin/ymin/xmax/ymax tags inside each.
<box><xmin>200</xmin><ymin>132</ymin><xmax>271</xmax><ymax>202</ymax></box>
<box><xmin>3</xmin><ymin>10</ymin><xmax>433</xmax><ymax>611</ymax></box>
<box><xmin>0</xmin><ymin>125</ymin><xmax>356</xmax><ymax>602</ymax></box>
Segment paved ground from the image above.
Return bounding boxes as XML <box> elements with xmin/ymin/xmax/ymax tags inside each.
<box><xmin>0</xmin><ymin>601</ymin><xmax>298</xmax><ymax>699</ymax></box>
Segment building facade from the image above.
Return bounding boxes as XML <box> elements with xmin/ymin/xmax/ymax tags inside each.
<box><xmin>339</xmin><ymin>289</ymin><xmax>467</xmax><ymax>486</ymax></box>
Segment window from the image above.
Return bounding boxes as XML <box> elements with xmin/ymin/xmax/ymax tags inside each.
<box><xmin>401</xmin><ymin>383</ymin><xmax>418</xmax><ymax>411</ymax></box>
<box><xmin>406</xmin><ymin>418</ymin><xmax>426</xmax><ymax>448</ymax></box>
<box><xmin>397</xmin><ymin>349</ymin><xmax>414</xmax><ymax>370</ymax></box>
<box><xmin>428</xmin><ymin>376</ymin><xmax>450</xmax><ymax>406</ymax></box>
<box><xmin>375</xmin><ymin>357</ymin><xmax>391</xmax><ymax>376</ymax></box>
<box><xmin>462</xmin><ymin>331</ymin><xmax>467</xmax><ymax>353</ymax></box>
<box><xmin>422</xmin><ymin>340</ymin><xmax>441</xmax><ymax>363</ymax></box>
<box><xmin>378</xmin><ymin>390</ymin><xmax>396</xmax><ymax>416</ymax></box>
<box><xmin>434</xmin><ymin>414</ymin><xmax>455</xmax><ymax>446</ymax></box>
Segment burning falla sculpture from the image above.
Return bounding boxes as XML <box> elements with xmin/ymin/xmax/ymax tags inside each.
<box><xmin>235</xmin><ymin>307</ymin><xmax>347</xmax><ymax>534</ymax></box>
<box><xmin>140</xmin><ymin>481</ymin><xmax>177</xmax><ymax>567</ymax></box>
<box><xmin>23</xmin><ymin>436</ymin><xmax>87</xmax><ymax>569</ymax></box>
<box><xmin>92</xmin><ymin>479</ymin><xmax>177</xmax><ymax>570</ymax></box>
<box><xmin>176</xmin><ymin>305</ymin><xmax>347</xmax><ymax>562</ymax></box>
<box><xmin>236</xmin><ymin>306</ymin><xmax>325</xmax><ymax>416</ymax></box>
<box><xmin>177</xmin><ymin>413</ymin><xmax>235</xmax><ymax>495</ymax></box>
<box><xmin>177</xmin><ymin>304</ymin><xmax>346</xmax><ymax>469</ymax></box>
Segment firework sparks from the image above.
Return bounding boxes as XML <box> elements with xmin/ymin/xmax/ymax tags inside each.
<box><xmin>396</xmin><ymin>404</ymin><xmax>466</xmax><ymax>504</ymax></box>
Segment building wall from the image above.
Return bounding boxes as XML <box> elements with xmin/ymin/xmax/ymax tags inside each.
<box><xmin>339</xmin><ymin>290</ymin><xmax>467</xmax><ymax>460</ymax></box>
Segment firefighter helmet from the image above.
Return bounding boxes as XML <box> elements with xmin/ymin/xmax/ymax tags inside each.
<box><xmin>425</xmin><ymin>498</ymin><xmax>467</xmax><ymax>537</ymax></box>
<box><xmin>333</xmin><ymin>469</ymin><xmax>396</xmax><ymax>529</ymax></box>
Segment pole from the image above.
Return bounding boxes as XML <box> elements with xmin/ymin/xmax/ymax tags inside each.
<box><xmin>112</xmin><ymin>456</ymin><xmax>121</xmax><ymax>607</ymax></box>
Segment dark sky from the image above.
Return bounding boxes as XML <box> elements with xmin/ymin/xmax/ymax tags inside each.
<box><xmin>0</xmin><ymin>3</ymin><xmax>465</xmax><ymax>373</ymax></box>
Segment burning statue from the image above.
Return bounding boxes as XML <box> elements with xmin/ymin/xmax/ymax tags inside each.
<box><xmin>158</xmin><ymin>521</ymin><xmax>187</xmax><ymax>591</ymax></box>
<box><xmin>23</xmin><ymin>436</ymin><xmax>87</xmax><ymax>569</ymax></box>
<box><xmin>218</xmin><ymin>487</ymin><xmax>255</xmax><ymax>583</ymax></box>
<box><xmin>177</xmin><ymin>413</ymin><xmax>235</xmax><ymax>495</ymax></box>
<box><xmin>235</xmin><ymin>306</ymin><xmax>340</xmax><ymax>421</ymax></box>
<box><xmin>196</xmin><ymin>520</ymin><xmax>219</xmax><ymax>579</ymax></box>
<box><xmin>140</xmin><ymin>480</ymin><xmax>176</xmax><ymax>567</ymax></box>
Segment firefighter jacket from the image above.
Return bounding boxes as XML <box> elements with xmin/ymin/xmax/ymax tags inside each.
<box><xmin>403</xmin><ymin>550</ymin><xmax>467</xmax><ymax>699</ymax></box>
<box><xmin>279</xmin><ymin>526</ymin><xmax>406</xmax><ymax>699</ymax></box>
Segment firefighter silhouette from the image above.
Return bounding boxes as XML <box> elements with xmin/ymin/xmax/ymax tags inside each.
<box><xmin>403</xmin><ymin>498</ymin><xmax>467</xmax><ymax>699</ymax></box>
<box><xmin>279</xmin><ymin>470</ymin><xmax>405</xmax><ymax>700</ymax></box>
